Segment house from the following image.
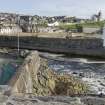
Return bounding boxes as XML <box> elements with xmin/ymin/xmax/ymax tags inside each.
<box><xmin>48</xmin><ymin>21</ymin><xmax>59</xmax><ymax>27</ymax></box>
<box><xmin>0</xmin><ymin>25</ymin><xmax>22</xmax><ymax>34</ymax></box>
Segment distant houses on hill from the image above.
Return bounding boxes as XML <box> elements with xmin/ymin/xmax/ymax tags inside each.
<box><xmin>0</xmin><ymin>12</ymin><xmax>104</xmax><ymax>34</ymax></box>
<box><xmin>0</xmin><ymin>24</ymin><xmax>22</xmax><ymax>34</ymax></box>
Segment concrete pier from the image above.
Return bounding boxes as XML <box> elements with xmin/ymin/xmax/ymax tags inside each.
<box><xmin>0</xmin><ymin>35</ymin><xmax>104</xmax><ymax>58</ymax></box>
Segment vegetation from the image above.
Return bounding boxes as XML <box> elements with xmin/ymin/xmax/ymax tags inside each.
<box><xmin>82</xmin><ymin>21</ymin><xmax>105</xmax><ymax>27</ymax></box>
<box><xmin>32</xmin><ymin>58</ymin><xmax>88</xmax><ymax>96</ymax></box>
<box><xmin>59</xmin><ymin>21</ymin><xmax>105</xmax><ymax>32</ymax></box>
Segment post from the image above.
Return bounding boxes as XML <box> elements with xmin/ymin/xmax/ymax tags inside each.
<box><xmin>17</xmin><ymin>19</ymin><xmax>20</xmax><ymax>53</ymax></box>
<box><xmin>17</xmin><ymin>32</ymin><xmax>20</xmax><ymax>53</ymax></box>
<box><xmin>103</xmin><ymin>25</ymin><xmax>105</xmax><ymax>47</ymax></box>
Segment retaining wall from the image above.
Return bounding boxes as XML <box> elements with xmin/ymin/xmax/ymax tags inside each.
<box><xmin>0</xmin><ymin>36</ymin><xmax>103</xmax><ymax>49</ymax></box>
<box><xmin>0</xmin><ymin>36</ymin><xmax>104</xmax><ymax>57</ymax></box>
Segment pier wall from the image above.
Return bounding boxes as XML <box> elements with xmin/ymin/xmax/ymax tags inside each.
<box><xmin>0</xmin><ymin>36</ymin><xmax>104</xmax><ymax>57</ymax></box>
<box><xmin>0</xmin><ymin>36</ymin><xmax>103</xmax><ymax>49</ymax></box>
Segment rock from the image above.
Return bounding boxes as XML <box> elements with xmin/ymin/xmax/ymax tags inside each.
<box><xmin>0</xmin><ymin>51</ymin><xmax>104</xmax><ymax>104</ymax></box>
<box><xmin>8</xmin><ymin>51</ymin><xmax>88</xmax><ymax>96</ymax></box>
<box><xmin>0</xmin><ymin>94</ymin><xmax>105</xmax><ymax>105</ymax></box>
<box><xmin>72</xmin><ymin>72</ymin><xmax>78</xmax><ymax>75</ymax></box>
<box><xmin>0</xmin><ymin>85</ymin><xmax>11</xmax><ymax>96</ymax></box>
<box><xmin>32</xmin><ymin>54</ymin><xmax>87</xmax><ymax>96</ymax></box>
<box><xmin>100</xmin><ymin>83</ymin><xmax>105</xmax><ymax>87</ymax></box>
<box><xmin>20</xmin><ymin>50</ymin><xmax>30</xmax><ymax>58</ymax></box>
<box><xmin>79</xmin><ymin>72</ymin><xmax>85</xmax><ymax>77</ymax></box>
<box><xmin>54</xmin><ymin>75</ymin><xmax>87</xmax><ymax>96</ymax></box>
<box><xmin>5</xmin><ymin>95</ymin><xmax>87</xmax><ymax>105</ymax></box>
<box><xmin>0</xmin><ymin>94</ymin><xmax>8</xmax><ymax>104</ymax></box>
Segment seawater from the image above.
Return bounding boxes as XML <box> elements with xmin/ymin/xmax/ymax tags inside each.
<box><xmin>0</xmin><ymin>58</ymin><xmax>23</xmax><ymax>85</ymax></box>
<box><xmin>41</xmin><ymin>52</ymin><xmax>105</xmax><ymax>94</ymax></box>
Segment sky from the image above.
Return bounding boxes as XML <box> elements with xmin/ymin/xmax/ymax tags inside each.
<box><xmin>0</xmin><ymin>0</ymin><xmax>105</xmax><ymax>18</ymax></box>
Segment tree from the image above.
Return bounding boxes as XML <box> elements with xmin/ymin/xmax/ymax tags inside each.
<box><xmin>31</xmin><ymin>16</ymin><xmax>39</xmax><ymax>37</ymax></box>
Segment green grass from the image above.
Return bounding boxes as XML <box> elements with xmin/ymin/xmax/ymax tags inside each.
<box><xmin>59</xmin><ymin>21</ymin><xmax>105</xmax><ymax>30</ymax></box>
<box><xmin>82</xmin><ymin>21</ymin><xmax>105</xmax><ymax>28</ymax></box>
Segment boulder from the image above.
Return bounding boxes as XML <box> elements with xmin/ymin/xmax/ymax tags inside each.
<box><xmin>8</xmin><ymin>51</ymin><xmax>87</xmax><ymax>96</ymax></box>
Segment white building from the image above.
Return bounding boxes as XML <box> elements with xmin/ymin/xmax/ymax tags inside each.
<box><xmin>0</xmin><ymin>25</ymin><xmax>22</xmax><ymax>34</ymax></box>
<box><xmin>48</xmin><ymin>21</ymin><xmax>59</xmax><ymax>27</ymax></box>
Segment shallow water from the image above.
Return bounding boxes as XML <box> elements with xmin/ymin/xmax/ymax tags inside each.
<box><xmin>41</xmin><ymin>52</ymin><xmax>105</xmax><ymax>94</ymax></box>
<box><xmin>48</xmin><ymin>59</ymin><xmax>105</xmax><ymax>76</ymax></box>
<box><xmin>0</xmin><ymin>58</ymin><xmax>22</xmax><ymax>85</ymax></box>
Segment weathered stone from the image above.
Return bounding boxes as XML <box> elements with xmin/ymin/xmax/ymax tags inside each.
<box><xmin>8</xmin><ymin>51</ymin><xmax>40</xmax><ymax>94</ymax></box>
<box><xmin>0</xmin><ymin>95</ymin><xmax>8</xmax><ymax>103</ymax></box>
<box><xmin>6</xmin><ymin>51</ymin><xmax>88</xmax><ymax>96</ymax></box>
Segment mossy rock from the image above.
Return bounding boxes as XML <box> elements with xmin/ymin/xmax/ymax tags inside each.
<box><xmin>32</xmin><ymin>58</ymin><xmax>88</xmax><ymax>96</ymax></box>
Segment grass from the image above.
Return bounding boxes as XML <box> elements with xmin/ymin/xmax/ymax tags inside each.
<box><xmin>59</xmin><ymin>21</ymin><xmax>105</xmax><ymax>30</ymax></box>
<box><xmin>82</xmin><ymin>21</ymin><xmax>105</xmax><ymax>28</ymax></box>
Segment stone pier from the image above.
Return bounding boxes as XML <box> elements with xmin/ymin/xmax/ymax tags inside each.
<box><xmin>0</xmin><ymin>35</ymin><xmax>104</xmax><ymax>58</ymax></box>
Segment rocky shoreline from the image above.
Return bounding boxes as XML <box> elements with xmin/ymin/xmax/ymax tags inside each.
<box><xmin>0</xmin><ymin>92</ymin><xmax>105</xmax><ymax>105</ymax></box>
<box><xmin>0</xmin><ymin>50</ymin><xmax>105</xmax><ymax>105</ymax></box>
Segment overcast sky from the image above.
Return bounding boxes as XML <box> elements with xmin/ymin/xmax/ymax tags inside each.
<box><xmin>0</xmin><ymin>0</ymin><xmax>105</xmax><ymax>18</ymax></box>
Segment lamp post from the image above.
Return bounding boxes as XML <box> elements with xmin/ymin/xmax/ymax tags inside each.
<box><xmin>102</xmin><ymin>25</ymin><xmax>105</xmax><ymax>47</ymax></box>
<box><xmin>17</xmin><ymin>18</ymin><xmax>20</xmax><ymax>54</ymax></box>
<box><xmin>17</xmin><ymin>32</ymin><xmax>20</xmax><ymax>53</ymax></box>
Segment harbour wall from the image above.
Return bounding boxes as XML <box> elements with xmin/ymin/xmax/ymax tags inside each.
<box><xmin>0</xmin><ymin>36</ymin><xmax>103</xmax><ymax>49</ymax></box>
<box><xmin>0</xmin><ymin>36</ymin><xmax>104</xmax><ymax>57</ymax></box>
